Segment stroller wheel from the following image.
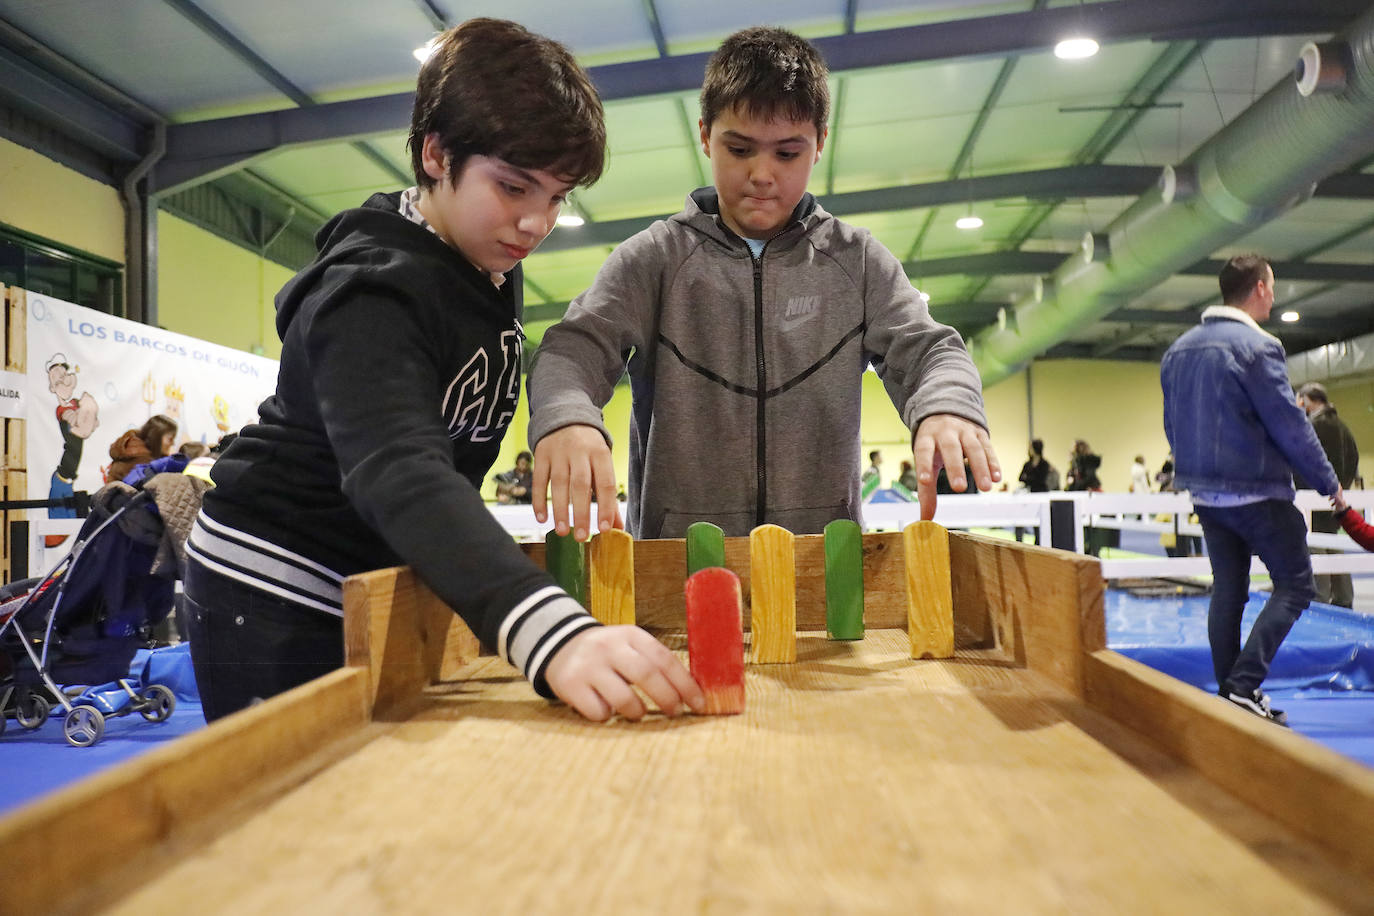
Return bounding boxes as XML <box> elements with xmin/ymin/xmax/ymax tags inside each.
<box><xmin>138</xmin><ymin>684</ymin><xmax>176</xmax><ymax>723</ymax></box>
<box><xmin>15</xmin><ymin>691</ymin><xmax>50</xmax><ymax>730</ymax></box>
<box><xmin>63</xmin><ymin>706</ymin><xmax>105</xmax><ymax>748</ymax></box>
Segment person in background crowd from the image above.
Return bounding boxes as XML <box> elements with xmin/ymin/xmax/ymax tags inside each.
<box><xmin>1161</xmin><ymin>253</ymin><xmax>1341</xmax><ymax>726</ymax></box>
<box><xmin>1294</xmin><ymin>381</ymin><xmax>1360</xmax><ymax>608</ymax></box>
<box><xmin>862</xmin><ymin>450</ymin><xmax>884</xmax><ymax>489</ymax></box>
<box><xmin>1018</xmin><ymin>439</ymin><xmax>1053</xmax><ymax>493</ymax></box>
<box><xmin>494</xmin><ymin>450</ymin><xmax>535</xmax><ymax>504</ymax></box>
<box><xmin>106</xmin><ymin>414</ymin><xmax>178</xmax><ymax>484</ymax></box>
<box><xmin>898</xmin><ymin>459</ymin><xmax>919</xmax><ymax>491</ymax></box>
<box><xmin>1065</xmin><ymin>440</ymin><xmax>1102</xmax><ymax>492</ymax></box>
<box><xmin>1130</xmin><ymin>454</ymin><xmax>1151</xmax><ymax>494</ymax></box>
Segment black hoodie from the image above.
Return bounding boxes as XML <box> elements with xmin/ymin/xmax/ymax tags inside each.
<box><xmin>196</xmin><ymin>192</ymin><xmax>594</xmax><ymax>694</ymax></box>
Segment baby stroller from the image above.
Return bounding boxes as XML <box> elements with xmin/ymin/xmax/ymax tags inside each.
<box><xmin>0</xmin><ymin>485</ymin><xmax>178</xmax><ymax>747</ymax></box>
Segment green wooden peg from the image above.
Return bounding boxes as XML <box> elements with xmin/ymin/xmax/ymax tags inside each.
<box><xmin>545</xmin><ymin>530</ymin><xmax>587</xmax><ymax>607</ymax></box>
<box><xmin>824</xmin><ymin>518</ymin><xmax>864</xmax><ymax>640</ymax></box>
<box><xmin>686</xmin><ymin>521</ymin><xmax>726</xmax><ymax>576</ymax></box>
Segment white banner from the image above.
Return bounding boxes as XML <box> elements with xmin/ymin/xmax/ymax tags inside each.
<box><xmin>23</xmin><ymin>290</ymin><xmax>279</xmax><ymax>513</ymax></box>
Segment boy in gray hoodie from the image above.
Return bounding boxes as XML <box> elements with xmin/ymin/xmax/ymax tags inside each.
<box><xmin>528</xmin><ymin>26</ymin><xmax>999</xmax><ymax>541</ymax></box>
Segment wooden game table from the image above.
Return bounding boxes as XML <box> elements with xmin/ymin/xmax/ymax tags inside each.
<box><xmin>3</xmin><ymin>532</ymin><xmax>1372</xmax><ymax>913</ymax></box>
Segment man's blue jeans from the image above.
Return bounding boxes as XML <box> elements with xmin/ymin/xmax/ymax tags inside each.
<box><xmin>1194</xmin><ymin>500</ymin><xmax>1315</xmax><ymax>695</ymax></box>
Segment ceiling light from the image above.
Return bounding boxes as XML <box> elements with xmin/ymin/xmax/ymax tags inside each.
<box><xmin>1280</xmin><ymin>310</ymin><xmax>1300</xmax><ymax>322</ymax></box>
<box><xmin>955</xmin><ymin>214</ymin><xmax>984</xmax><ymax>230</ymax></box>
<box><xmin>413</xmin><ymin>39</ymin><xmax>437</xmax><ymax>64</ymax></box>
<box><xmin>1054</xmin><ymin>37</ymin><xmax>1099</xmax><ymax>60</ymax></box>
<box><xmin>556</xmin><ymin>213</ymin><xmax>585</xmax><ymax>228</ymax></box>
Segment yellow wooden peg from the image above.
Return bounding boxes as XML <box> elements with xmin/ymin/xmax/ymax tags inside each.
<box><xmin>588</xmin><ymin>528</ymin><xmax>635</xmax><ymax>625</ymax></box>
<box><xmin>749</xmin><ymin>524</ymin><xmax>796</xmax><ymax>663</ymax></box>
<box><xmin>902</xmin><ymin>521</ymin><xmax>953</xmax><ymax>659</ymax></box>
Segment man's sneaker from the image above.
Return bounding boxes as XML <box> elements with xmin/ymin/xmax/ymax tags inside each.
<box><xmin>1222</xmin><ymin>688</ymin><xmax>1289</xmax><ymax>727</ymax></box>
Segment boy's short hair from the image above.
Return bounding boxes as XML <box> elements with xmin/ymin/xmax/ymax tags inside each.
<box><xmin>407</xmin><ymin>19</ymin><xmax>606</xmax><ymax>191</ymax></box>
<box><xmin>700</xmin><ymin>27</ymin><xmax>830</xmax><ymax>139</ymax></box>
<box><xmin>1218</xmin><ymin>253</ymin><xmax>1271</xmax><ymax>305</ymax></box>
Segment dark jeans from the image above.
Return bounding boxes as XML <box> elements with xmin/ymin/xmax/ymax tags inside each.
<box><xmin>183</xmin><ymin>556</ymin><xmax>343</xmax><ymax>723</ymax></box>
<box><xmin>1195</xmin><ymin>500</ymin><xmax>1315</xmax><ymax>695</ymax></box>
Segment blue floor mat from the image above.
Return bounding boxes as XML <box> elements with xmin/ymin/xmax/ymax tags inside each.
<box><xmin>1</xmin><ymin>643</ymin><xmax>206</xmax><ymax>817</ymax></box>
<box><xmin>1107</xmin><ymin>589</ymin><xmax>1374</xmax><ymax>768</ymax></box>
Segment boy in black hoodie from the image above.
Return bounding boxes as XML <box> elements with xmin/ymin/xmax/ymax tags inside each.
<box><xmin>184</xmin><ymin>19</ymin><xmax>704</xmax><ymax>724</ymax></box>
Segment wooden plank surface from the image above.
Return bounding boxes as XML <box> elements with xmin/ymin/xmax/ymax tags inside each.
<box><xmin>588</xmin><ymin>528</ymin><xmax>635</xmax><ymax>625</ymax></box>
<box><xmin>902</xmin><ymin>521</ymin><xmax>953</xmax><ymax>658</ymax></box>
<box><xmin>101</xmin><ymin>632</ymin><xmax>1374</xmax><ymax>914</ymax></box>
<box><xmin>1084</xmin><ymin>648</ymin><xmax>1374</xmax><ymax>879</ymax></box>
<box><xmin>0</xmin><ymin>668</ymin><xmax>374</xmax><ymax>916</ymax></box>
<box><xmin>749</xmin><ymin>524</ymin><xmax>796</xmax><ymax>663</ymax></box>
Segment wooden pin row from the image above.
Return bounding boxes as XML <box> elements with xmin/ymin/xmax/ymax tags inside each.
<box><xmin>545</xmin><ymin>519</ymin><xmax>953</xmax><ymax>663</ymax></box>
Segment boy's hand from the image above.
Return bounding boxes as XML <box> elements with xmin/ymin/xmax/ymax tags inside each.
<box><xmin>912</xmin><ymin>414</ymin><xmax>1001</xmax><ymax>521</ymax></box>
<box><xmin>544</xmin><ymin>626</ymin><xmax>706</xmax><ymax>722</ymax></box>
<box><xmin>1330</xmin><ymin>486</ymin><xmax>1347</xmax><ymax>513</ymax></box>
<box><xmin>533</xmin><ymin>424</ymin><xmax>622</xmax><ymax>541</ymax></box>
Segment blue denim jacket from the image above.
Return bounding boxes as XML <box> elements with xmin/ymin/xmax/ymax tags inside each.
<box><xmin>1161</xmin><ymin>310</ymin><xmax>1337</xmax><ymax>501</ymax></box>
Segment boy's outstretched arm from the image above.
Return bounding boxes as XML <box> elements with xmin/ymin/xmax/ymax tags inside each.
<box><xmin>533</xmin><ymin>423</ymin><xmax>622</xmax><ymax>541</ymax></box>
<box><xmin>912</xmin><ymin>413</ymin><xmax>1002</xmax><ymax>521</ymax></box>
<box><xmin>544</xmin><ymin>625</ymin><xmax>706</xmax><ymax>721</ymax></box>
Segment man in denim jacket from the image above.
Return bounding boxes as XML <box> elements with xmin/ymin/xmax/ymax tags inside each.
<box><xmin>1161</xmin><ymin>254</ymin><xmax>1342</xmax><ymax>726</ymax></box>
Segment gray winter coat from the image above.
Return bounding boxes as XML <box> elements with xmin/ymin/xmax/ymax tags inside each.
<box><xmin>528</xmin><ymin>189</ymin><xmax>987</xmax><ymax>538</ymax></box>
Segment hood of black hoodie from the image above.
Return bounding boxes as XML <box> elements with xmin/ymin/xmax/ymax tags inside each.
<box><xmin>274</xmin><ymin>191</ymin><xmax>520</xmax><ymax>339</ymax></box>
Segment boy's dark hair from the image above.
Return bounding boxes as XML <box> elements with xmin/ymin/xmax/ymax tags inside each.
<box><xmin>700</xmin><ymin>27</ymin><xmax>830</xmax><ymax>139</ymax></box>
<box><xmin>1218</xmin><ymin>254</ymin><xmax>1271</xmax><ymax>305</ymax></box>
<box><xmin>408</xmin><ymin>19</ymin><xmax>606</xmax><ymax>191</ymax></box>
<box><xmin>1030</xmin><ymin>438</ymin><xmax>1043</xmax><ymax>457</ymax></box>
<box><xmin>516</xmin><ymin>450</ymin><xmax>533</xmax><ymax>463</ymax></box>
<box><xmin>869</xmin><ymin>450</ymin><xmax>880</xmax><ymax>462</ymax></box>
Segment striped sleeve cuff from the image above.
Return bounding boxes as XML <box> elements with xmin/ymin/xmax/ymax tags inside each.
<box><xmin>496</xmin><ymin>586</ymin><xmax>601</xmax><ymax>699</ymax></box>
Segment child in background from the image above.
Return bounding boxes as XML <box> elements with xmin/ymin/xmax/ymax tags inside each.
<box><xmin>1332</xmin><ymin>496</ymin><xmax>1374</xmax><ymax>550</ymax></box>
<box><xmin>529</xmin><ymin>26</ymin><xmax>998</xmax><ymax>541</ymax></box>
<box><xmin>183</xmin><ymin>19</ymin><xmax>702</xmax><ymax>725</ymax></box>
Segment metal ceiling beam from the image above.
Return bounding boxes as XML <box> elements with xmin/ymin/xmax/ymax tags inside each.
<box><xmin>146</xmin><ymin>0</ymin><xmax>1368</xmax><ymax>192</ymax></box>
<box><xmin>539</xmin><ymin>164</ymin><xmax>1163</xmax><ymax>253</ymax></box>
<box><xmin>0</xmin><ymin>43</ymin><xmax>144</xmax><ymax>161</ymax></box>
<box><xmin>160</xmin><ymin>0</ymin><xmax>409</xmax><ymax>187</ymax></box>
<box><xmin>907</xmin><ymin>251</ymin><xmax>1374</xmax><ymax>283</ymax></box>
<box><xmin>967</xmin><ymin>4</ymin><xmax>1374</xmax><ymax>384</ymax></box>
<box><xmin>530</xmin><ymin>163</ymin><xmax>1374</xmax><ymax>255</ymax></box>
<box><xmin>958</xmin><ymin>39</ymin><xmax>1205</xmax><ymax>303</ymax></box>
<box><xmin>904</xmin><ymin>0</ymin><xmax>1049</xmax><ymax>262</ymax></box>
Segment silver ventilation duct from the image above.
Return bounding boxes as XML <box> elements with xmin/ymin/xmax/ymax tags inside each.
<box><xmin>968</xmin><ymin>7</ymin><xmax>1374</xmax><ymax>386</ymax></box>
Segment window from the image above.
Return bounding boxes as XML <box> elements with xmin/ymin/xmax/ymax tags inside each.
<box><xmin>0</xmin><ymin>224</ymin><xmax>123</xmax><ymax>316</ymax></box>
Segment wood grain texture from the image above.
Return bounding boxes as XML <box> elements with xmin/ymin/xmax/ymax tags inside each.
<box><xmin>588</xmin><ymin>528</ymin><xmax>635</xmax><ymax>625</ymax></box>
<box><xmin>0</xmin><ymin>668</ymin><xmax>372</xmax><ymax>916</ymax></box>
<box><xmin>948</xmin><ymin>533</ymin><xmax>1104</xmax><ymax>695</ymax></box>
<box><xmin>823</xmin><ymin>519</ymin><xmax>864</xmax><ymax>640</ymax></box>
<box><xmin>1083</xmin><ymin>648</ymin><xmax>1374</xmax><ymax>879</ymax></box>
<box><xmin>343</xmin><ymin>566</ymin><xmax>480</xmax><ymax>717</ymax></box>
<box><xmin>98</xmin><ymin>633</ymin><xmax>1374</xmax><ymax>915</ymax></box>
<box><xmin>749</xmin><ymin>524</ymin><xmax>796</xmax><ymax>663</ymax></box>
<box><xmin>903</xmin><ymin>521</ymin><xmax>953</xmax><ymax>659</ymax></box>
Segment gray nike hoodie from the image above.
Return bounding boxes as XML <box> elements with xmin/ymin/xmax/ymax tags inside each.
<box><xmin>528</xmin><ymin>188</ymin><xmax>987</xmax><ymax>538</ymax></box>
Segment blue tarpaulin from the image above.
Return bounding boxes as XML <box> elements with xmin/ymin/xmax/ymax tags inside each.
<box><xmin>1108</xmin><ymin>589</ymin><xmax>1374</xmax><ymax>768</ymax></box>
